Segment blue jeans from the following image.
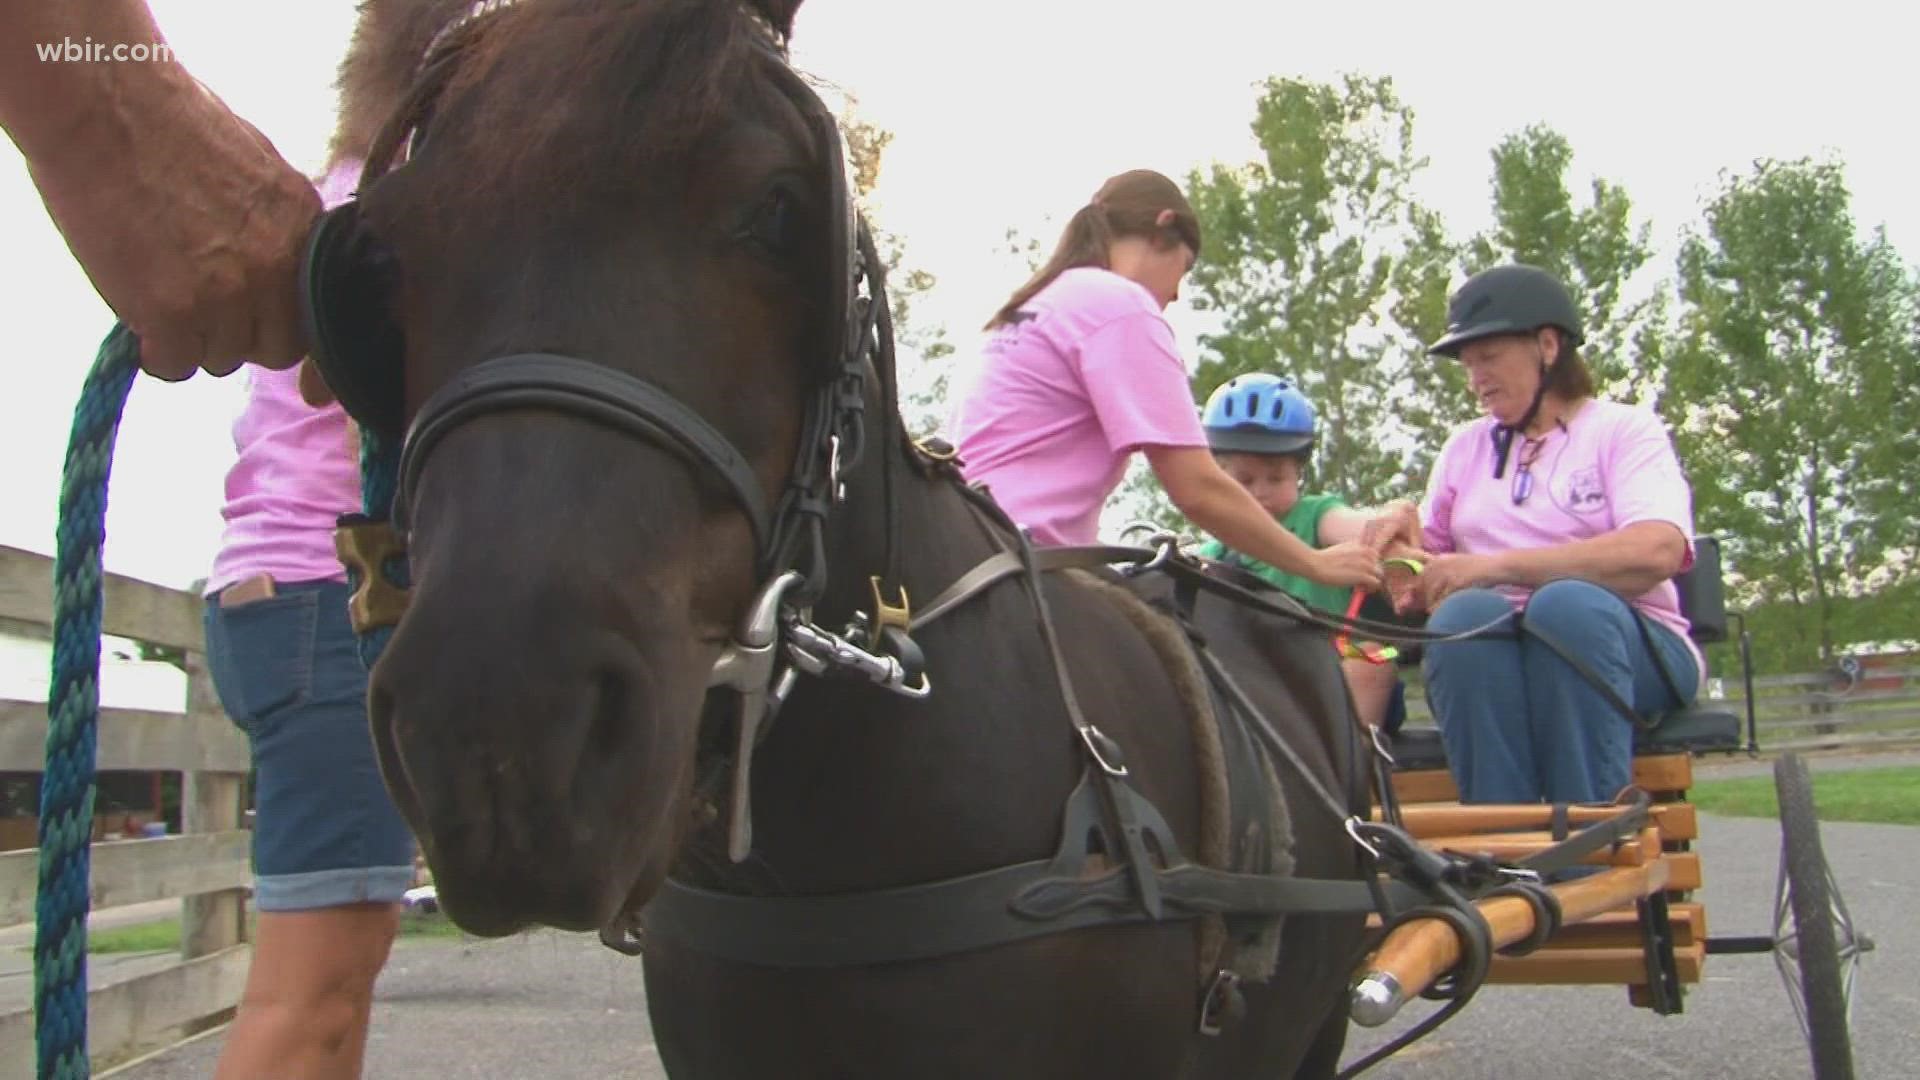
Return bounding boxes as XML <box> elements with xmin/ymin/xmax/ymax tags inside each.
<box><xmin>204</xmin><ymin>579</ymin><xmax>417</xmax><ymax>910</ymax></box>
<box><xmin>1422</xmin><ymin>580</ymin><xmax>1699</xmax><ymax>804</ymax></box>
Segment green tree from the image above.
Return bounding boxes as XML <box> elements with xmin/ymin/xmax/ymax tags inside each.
<box><xmin>1183</xmin><ymin>73</ymin><xmax>1458</xmax><ymax>507</ymax></box>
<box><xmin>1460</xmin><ymin>125</ymin><xmax>1662</xmax><ymax>402</ymax></box>
<box><xmin>840</xmin><ymin>104</ymin><xmax>953</xmax><ymax>439</ymax></box>
<box><xmin>1667</xmin><ymin>156</ymin><xmax>1920</xmax><ymax>665</ymax></box>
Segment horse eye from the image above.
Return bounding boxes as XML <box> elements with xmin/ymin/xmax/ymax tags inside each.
<box><xmin>749</xmin><ymin>187</ymin><xmax>796</xmax><ymax>252</ymax></box>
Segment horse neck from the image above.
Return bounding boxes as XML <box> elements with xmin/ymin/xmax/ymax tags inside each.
<box><xmin>671</xmin><ymin>399</ymin><xmax>1079</xmax><ymax>895</ymax></box>
<box><xmin>809</xmin><ymin>395</ymin><xmax>997</xmax><ymax>628</ymax></box>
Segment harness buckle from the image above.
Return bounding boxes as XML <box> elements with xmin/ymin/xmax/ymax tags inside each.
<box><xmin>1497</xmin><ymin>865</ymin><xmax>1543</xmax><ymax>885</ymax></box>
<box><xmin>1368</xmin><ymin>724</ymin><xmax>1397</xmax><ymax>766</ymax></box>
<box><xmin>1198</xmin><ymin>969</ymin><xmax>1244</xmax><ymax>1036</ymax></box>
<box><xmin>1078</xmin><ymin>725</ymin><xmax>1129</xmax><ymax>777</ymax></box>
<box><xmin>912</xmin><ymin>436</ymin><xmax>960</xmax><ymax>464</ymax></box>
<box><xmin>868</xmin><ymin>576</ymin><xmax>912</xmax><ymax>634</ymax></box>
<box><xmin>828</xmin><ymin>433</ymin><xmax>845</xmax><ymax>503</ymax></box>
<box><xmin>1345</xmin><ymin>816</ymin><xmax>1382</xmax><ymax>861</ymax></box>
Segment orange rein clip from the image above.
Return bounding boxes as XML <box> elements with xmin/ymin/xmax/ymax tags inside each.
<box><xmin>1334</xmin><ymin>557</ymin><xmax>1424</xmax><ymax>665</ymax></box>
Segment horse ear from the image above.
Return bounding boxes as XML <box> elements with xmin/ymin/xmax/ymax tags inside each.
<box><xmin>331</xmin><ymin>0</ymin><xmax>480</xmax><ymax>163</ymax></box>
<box><xmin>744</xmin><ymin>0</ymin><xmax>803</xmax><ymax>40</ymax></box>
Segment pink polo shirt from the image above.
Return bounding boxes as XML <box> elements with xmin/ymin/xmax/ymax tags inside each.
<box><xmin>1419</xmin><ymin>398</ymin><xmax>1705</xmax><ymax>683</ymax></box>
<box><xmin>204</xmin><ymin>160</ymin><xmax>365</xmax><ymax>596</ymax></box>
<box><xmin>951</xmin><ymin>267</ymin><xmax>1208</xmax><ymax>545</ymax></box>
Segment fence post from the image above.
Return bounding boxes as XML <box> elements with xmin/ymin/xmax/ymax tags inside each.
<box><xmin>180</xmin><ymin>654</ymin><xmax>246</xmax><ymax>967</ymax></box>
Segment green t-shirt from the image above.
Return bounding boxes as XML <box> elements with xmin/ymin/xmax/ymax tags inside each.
<box><xmin>1196</xmin><ymin>492</ymin><xmax>1350</xmax><ymax>615</ymax></box>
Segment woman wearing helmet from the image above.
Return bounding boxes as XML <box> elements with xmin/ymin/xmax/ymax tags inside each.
<box><xmin>950</xmin><ymin>170</ymin><xmax>1392</xmax><ymax>590</ymax></box>
<box><xmin>1193</xmin><ymin>373</ymin><xmax>1420</xmax><ymax>732</ymax></box>
<box><xmin>1393</xmin><ymin>263</ymin><xmax>1702</xmax><ymax>805</ymax></box>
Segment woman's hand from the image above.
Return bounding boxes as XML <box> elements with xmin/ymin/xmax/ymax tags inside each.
<box><xmin>1383</xmin><ymin>554</ymin><xmax>1428</xmax><ymax>615</ymax></box>
<box><xmin>1414</xmin><ymin>553</ymin><xmax>1506</xmax><ymax>610</ymax></box>
<box><xmin>1309</xmin><ymin>542</ymin><xmax>1384</xmax><ymax>591</ymax></box>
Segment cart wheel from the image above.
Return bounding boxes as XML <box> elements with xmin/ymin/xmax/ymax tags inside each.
<box><xmin>1773</xmin><ymin>752</ymin><xmax>1871</xmax><ymax>1080</ymax></box>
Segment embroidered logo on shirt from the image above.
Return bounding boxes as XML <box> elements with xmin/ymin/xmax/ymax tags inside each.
<box><xmin>1564</xmin><ymin>466</ymin><xmax>1606</xmax><ymax>512</ymax></box>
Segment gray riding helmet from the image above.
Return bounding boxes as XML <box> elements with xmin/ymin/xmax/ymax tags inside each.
<box><xmin>1426</xmin><ymin>263</ymin><xmax>1585</xmax><ymax>357</ymax></box>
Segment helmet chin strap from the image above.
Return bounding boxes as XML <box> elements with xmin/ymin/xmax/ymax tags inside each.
<box><xmin>1491</xmin><ymin>355</ymin><xmax>1551</xmax><ymax>479</ymax></box>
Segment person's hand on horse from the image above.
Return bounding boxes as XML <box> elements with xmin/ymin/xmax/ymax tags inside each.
<box><xmin>1310</xmin><ymin>541</ymin><xmax>1385</xmax><ymax>591</ymax></box>
<box><xmin>1411</xmin><ymin>552</ymin><xmax>1504</xmax><ymax>611</ymax></box>
<box><xmin>26</xmin><ymin>78</ymin><xmax>319</xmax><ymax>381</ymax></box>
<box><xmin>1359</xmin><ymin>499</ymin><xmax>1420</xmax><ymax>555</ymax></box>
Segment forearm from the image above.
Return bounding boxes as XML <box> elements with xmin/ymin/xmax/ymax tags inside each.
<box><xmin>1322</xmin><ymin>501</ymin><xmax>1420</xmax><ymax>551</ymax></box>
<box><xmin>1489</xmin><ymin>522</ymin><xmax>1688</xmax><ymax>598</ymax></box>
<box><xmin>1</xmin><ymin>1</ymin><xmax>191</xmax><ymax>164</ymax></box>
<box><xmin>1317</xmin><ymin>507</ymin><xmax>1369</xmax><ymax>547</ymax></box>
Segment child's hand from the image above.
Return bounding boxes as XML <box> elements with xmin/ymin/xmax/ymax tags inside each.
<box><xmin>1311</xmin><ymin>542</ymin><xmax>1384</xmax><ymax>590</ymax></box>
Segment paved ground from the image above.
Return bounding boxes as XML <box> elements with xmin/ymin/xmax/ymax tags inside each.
<box><xmin>104</xmin><ymin>811</ymin><xmax>1909</xmax><ymax>1079</ymax></box>
<box><xmin>104</xmin><ymin>927</ymin><xmax>668</xmax><ymax>1079</ymax></box>
<box><xmin>36</xmin><ymin>747</ymin><xmax>1904</xmax><ymax>1078</ymax></box>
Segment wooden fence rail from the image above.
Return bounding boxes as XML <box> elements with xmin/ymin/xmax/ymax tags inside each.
<box><xmin>0</xmin><ymin>544</ymin><xmax>249</xmax><ymax>1074</ymax></box>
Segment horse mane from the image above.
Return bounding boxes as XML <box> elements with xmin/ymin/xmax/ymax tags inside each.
<box><xmin>330</xmin><ymin>0</ymin><xmax>480</xmax><ymax>165</ymax></box>
<box><xmin>355</xmin><ymin>0</ymin><xmax>805</xmax><ymax>214</ymax></box>
<box><xmin>329</xmin><ymin>0</ymin><xmax>808</xmax><ymax>165</ymax></box>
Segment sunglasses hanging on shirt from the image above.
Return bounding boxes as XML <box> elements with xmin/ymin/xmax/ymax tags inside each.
<box><xmin>1508</xmin><ymin>418</ymin><xmax>1567</xmax><ymax>505</ymax></box>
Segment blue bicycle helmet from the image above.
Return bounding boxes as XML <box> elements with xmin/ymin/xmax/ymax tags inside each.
<box><xmin>1201</xmin><ymin>373</ymin><xmax>1316</xmax><ymax>456</ymax></box>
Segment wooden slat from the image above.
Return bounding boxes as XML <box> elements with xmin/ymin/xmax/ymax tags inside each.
<box><xmin>1740</xmin><ymin>686</ymin><xmax>1920</xmax><ymax>710</ymax></box>
<box><xmin>0</xmin><ymin>945</ymin><xmax>250</xmax><ymax>1075</ymax></box>
<box><xmin>1487</xmin><ymin>941</ymin><xmax>1705</xmax><ymax>985</ymax></box>
<box><xmin>1390</xmin><ymin>753</ymin><xmax>1696</xmax><ymax>806</ymax></box>
<box><xmin>0</xmin><ymin>830</ymin><xmax>251</xmax><ymax>925</ymax></box>
<box><xmin>1661</xmin><ymin>852</ymin><xmax>1702</xmax><ymax>892</ymax></box>
<box><xmin>1762</xmin><ymin>729</ymin><xmax>1920</xmax><ymax>752</ymax></box>
<box><xmin>182</xmin><ymin>659</ymin><xmax>248</xmax><ymax>962</ymax></box>
<box><xmin>1540</xmin><ymin>902</ymin><xmax>1706</xmax><ymax>950</ymax></box>
<box><xmin>0</xmin><ymin>544</ymin><xmax>205</xmax><ymax>652</ymax></box>
<box><xmin>0</xmin><ymin>699</ymin><xmax>249</xmax><ymax>773</ymax></box>
<box><xmin>1758</xmin><ymin>708</ymin><xmax>1920</xmax><ymax>734</ymax></box>
<box><xmin>1377</xmin><ymin>802</ymin><xmax>1699</xmax><ymax>843</ymax></box>
<box><xmin>1389</xmin><ymin>768</ymin><xmax>1458</xmax><ymax>805</ymax></box>
<box><xmin>1630</xmin><ymin>753</ymin><xmax>1692</xmax><ymax>792</ymax></box>
<box><xmin>1420</xmin><ymin>827</ymin><xmax>1658</xmax><ymax>867</ymax></box>
<box><xmin>1655</xmin><ymin>802</ymin><xmax>1699</xmax><ymax>843</ymax></box>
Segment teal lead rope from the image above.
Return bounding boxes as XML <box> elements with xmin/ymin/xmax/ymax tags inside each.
<box><xmin>38</xmin><ymin>322</ymin><xmax>140</xmax><ymax>1080</ymax></box>
<box><xmin>38</xmin><ymin>322</ymin><xmax>406</xmax><ymax>1078</ymax></box>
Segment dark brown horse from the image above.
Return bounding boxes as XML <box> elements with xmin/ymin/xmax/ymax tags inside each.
<box><xmin>306</xmin><ymin>1</ymin><xmax>1372</xmax><ymax>1075</ymax></box>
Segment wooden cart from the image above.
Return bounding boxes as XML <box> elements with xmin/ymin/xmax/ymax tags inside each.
<box><xmin>1344</xmin><ymin>539</ymin><xmax>1872</xmax><ymax>1079</ymax></box>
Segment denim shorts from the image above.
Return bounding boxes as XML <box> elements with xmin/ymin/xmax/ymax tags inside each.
<box><xmin>203</xmin><ymin>578</ymin><xmax>416</xmax><ymax>910</ymax></box>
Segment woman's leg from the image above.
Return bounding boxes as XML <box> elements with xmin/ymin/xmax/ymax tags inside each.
<box><xmin>1517</xmin><ymin>579</ymin><xmax>1699</xmax><ymax>805</ymax></box>
<box><xmin>1421</xmin><ymin>588</ymin><xmax>1534</xmax><ymax>802</ymax></box>
<box><xmin>203</xmin><ymin>579</ymin><xmax>417</xmax><ymax>1080</ymax></box>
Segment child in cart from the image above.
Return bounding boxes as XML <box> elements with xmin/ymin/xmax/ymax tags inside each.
<box><xmin>1194</xmin><ymin>372</ymin><xmax>1421</xmax><ymax>733</ymax></box>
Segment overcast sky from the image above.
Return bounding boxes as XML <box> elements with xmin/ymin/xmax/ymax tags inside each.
<box><xmin>2</xmin><ymin>0</ymin><xmax>1913</xmax><ymax>607</ymax></box>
